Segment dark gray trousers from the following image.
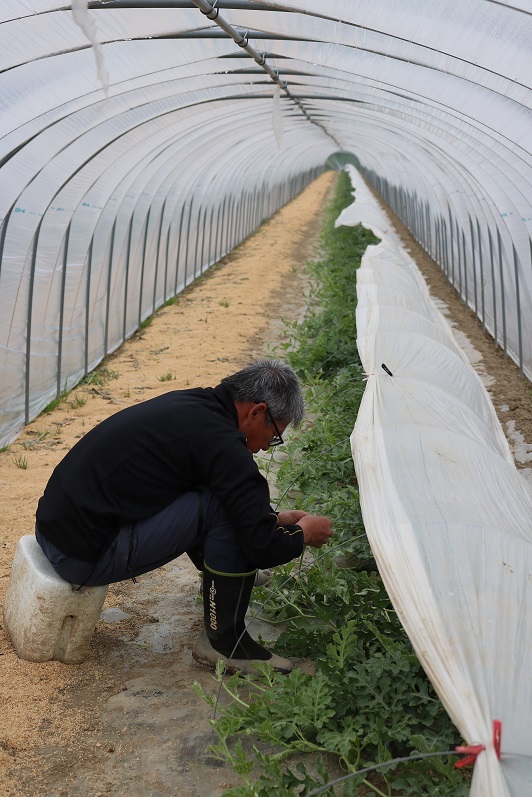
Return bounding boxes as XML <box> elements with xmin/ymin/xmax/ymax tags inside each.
<box><xmin>36</xmin><ymin>489</ymin><xmax>255</xmax><ymax>586</ymax></box>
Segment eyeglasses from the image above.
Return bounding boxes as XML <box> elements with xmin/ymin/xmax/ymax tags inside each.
<box><xmin>266</xmin><ymin>408</ymin><xmax>284</xmax><ymax>447</ymax></box>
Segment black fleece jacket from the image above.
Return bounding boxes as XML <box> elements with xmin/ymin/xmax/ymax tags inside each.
<box><xmin>36</xmin><ymin>384</ymin><xmax>304</xmax><ymax>567</ymax></box>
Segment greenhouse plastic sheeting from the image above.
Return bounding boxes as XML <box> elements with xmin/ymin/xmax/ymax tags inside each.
<box><xmin>338</xmin><ymin>167</ymin><xmax>532</xmax><ymax>796</ymax></box>
<box><xmin>1</xmin><ymin>2</ymin><xmax>531</xmax><ymax>445</ymax></box>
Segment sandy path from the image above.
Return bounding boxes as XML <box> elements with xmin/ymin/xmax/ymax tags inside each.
<box><xmin>0</xmin><ymin>171</ymin><xmax>337</xmax><ymax>796</ymax></box>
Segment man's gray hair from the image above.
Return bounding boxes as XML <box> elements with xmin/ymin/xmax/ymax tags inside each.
<box><xmin>221</xmin><ymin>359</ymin><xmax>304</xmax><ymax>427</ymax></box>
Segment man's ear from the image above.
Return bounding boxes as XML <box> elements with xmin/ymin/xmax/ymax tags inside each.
<box><xmin>235</xmin><ymin>400</ymin><xmax>267</xmax><ymax>433</ymax></box>
<box><xmin>249</xmin><ymin>402</ymin><xmax>267</xmax><ymax>421</ymax></box>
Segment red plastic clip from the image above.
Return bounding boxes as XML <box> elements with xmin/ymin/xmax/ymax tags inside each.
<box><xmin>493</xmin><ymin>720</ymin><xmax>502</xmax><ymax>761</ymax></box>
<box><xmin>455</xmin><ymin>721</ymin><xmax>502</xmax><ymax>769</ymax></box>
<box><xmin>454</xmin><ymin>744</ymin><xmax>485</xmax><ymax>769</ymax></box>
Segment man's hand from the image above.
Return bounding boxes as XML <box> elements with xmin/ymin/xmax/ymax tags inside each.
<box><xmin>277</xmin><ymin>509</ymin><xmax>309</xmax><ymax>526</ymax></box>
<box><xmin>297</xmin><ymin>515</ymin><xmax>334</xmax><ymax>548</ymax></box>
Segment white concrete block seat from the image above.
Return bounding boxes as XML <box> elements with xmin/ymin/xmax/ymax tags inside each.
<box><xmin>2</xmin><ymin>535</ymin><xmax>108</xmax><ymax>664</ymax></box>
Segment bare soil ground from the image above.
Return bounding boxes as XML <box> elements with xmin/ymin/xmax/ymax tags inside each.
<box><xmin>1</xmin><ymin>170</ymin><xmax>531</xmax><ymax>797</ymax></box>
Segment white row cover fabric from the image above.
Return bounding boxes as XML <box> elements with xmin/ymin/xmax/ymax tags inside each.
<box><xmin>339</xmin><ymin>166</ymin><xmax>532</xmax><ymax>796</ymax></box>
<box><xmin>0</xmin><ymin>1</ymin><xmax>531</xmax><ymax>445</ymax></box>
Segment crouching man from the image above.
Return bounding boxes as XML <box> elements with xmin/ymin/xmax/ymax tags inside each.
<box><xmin>35</xmin><ymin>359</ymin><xmax>333</xmax><ymax>674</ymax></box>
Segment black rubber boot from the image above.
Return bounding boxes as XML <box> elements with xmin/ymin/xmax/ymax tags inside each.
<box><xmin>192</xmin><ymin>569</ymin><xmax>293</xmax><ymax>675</ymax></box>
<box><xmin>187</xmin><ymin>545</ymin><xmax>272</xmax><ymax>588</ymax></box>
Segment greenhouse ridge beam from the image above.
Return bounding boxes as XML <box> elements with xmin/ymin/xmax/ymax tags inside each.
<box><xmin>188</xmin><ymin>0</ymin><xmax>341</xmax><ymax>148</ymax></box>
<box><xmin>88</xmin><ymin>1</ymin><xmax>275</xmax><ymax>7</ymax></box>
<box><xmin>6</xmin><ymin>1</ymin><xmax>276</xmax><ymax>17</ymax></box>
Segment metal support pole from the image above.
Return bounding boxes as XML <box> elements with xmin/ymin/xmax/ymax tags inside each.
<box><xmin>462</xmin><ymin>228</ymin><xmax>468</xmax><ymax>306</ymax></box>
<box><xmin>513</xmin><ymin>244</ymin><xmax>524</xmax><ymax>379</ymax></box>
<box><xmin>230</xmin><ymin>193</ymin><xmax>238</xmax><ymax>250</ymax></box>
<box><xmin>259</xmin><ymin>184</ymin><xmax>266</xmax><ymax>226</ymax></box>
<box><xmin>122</xmin><ymin>215</ymin><xmax>134</xmax><ymax>342</ymax></box>
<box><xmin>218</xmin><ymin>196</ymin><xmax>227</xmax><ymax>261</ymax></box>
<box><xmin>215</xmin><ymin>198</ymin><xmax>222</xmax><ymax>261</ymax></box>
<box><xmin>138</xmin><ymin>207</ymin><xmax>151</xmax><ymax>326</ymax></box>
<box><xmin>199</xmin><ymin>205</ymin><xmax>207</xmax><ymax>274</ymax></box>
<box><xmin>104</xmin><ymin>219</ymin><xmax>117</xmax><ymax>355</ymax></box>
<box><xmin>442</xmin><ymin>218</ymin><xmax>449</xmax><ymax>279</ymax></box>
<box><xmin>214</xmin><ymin>202</ymin><xmax>223</xmax><ymax>263</ymax></box>
<box><xmin>477</xmin><ymin>219</ymin><xmax>486</xmax><ymax>331</ymax></box>
<box><xmin>193</xmin><ymin>204</ymin><xmax>203</xmax><ymax>279</ymax></box>
<box><xmin>252</xmin><ymin>189</ymin><xmax>258</xmax><ymax>231</ymax></box>
<box><xmin>164</xmin><ymin>218</ymin><xmax>171</xmax><ymax>301</ymax></box>
<box><xmin>242</xmin><ymin>192</ymin><xmax>249</xmax><ymax>238</ymax></box>
<box><xmin>488</xmin><ymin>227</ymin><xmax>498</xmax><ymax>344</ymax></box>
<box><xmin>235</xmin><ymin>196</ymin><xmax>242</xmax><ymax>246</ymax></box>
<box><xmin>183</xmin><ymin>195</ymin><xmax>195</xmax><ymax>286</ymax></box>
<box><xmin>497</xmin><ymin>228</ymin><xmax>507</xmax><ymax>359</ymax></box>
<box><xmin>25</xmin><ymin>224</ymin><xmax>42</xmax><ymax>423</ymax></box>
<box><xmin>238</xmin><ymin>195</ymin><xmax>245</xmax><ymax>244</ymax></box>
<box><xmin>273</xmin><ymin>183</ymin><xmax>280</xmax><ymax>215</ymax></box>
<box><xmin>207</xmin><ymin>205</ymin><xmax>215</xmax><ymax>267</ymax></box>
<box><xmin>57</xmin><ymin>221</ymin><xmax>72</xmax><ymax>396</ymax></box>
<box><xmin>224</xmin><ymin>196</ymin><xmax>232</xmax><ymax>256</ymax></box>
<box><xmin>448</xmin><ymin>206</ymin><xmax>455</xmax><ymax>286</ymax></box>
<box><xmin>153</xmin><ymin>198</ymin><xmax>166</xmax><ymax>313</ymax></box>
<box><xmin>223</xmin><ymin>196</ymin><xmax>232</xmax><ymax>255</ymax></box>
<box><xmin>174</xmin><ymin>202</ymin><xmax>187</xmax><ymax>295</ymax></box>
<box><xmin>243</xmin><ymin>192</ymin><xmax>251</xmax><ymax>239</ymax></box>
<box><xmin>0</xmin><ymin>209</ymin><xmax>13</xmax><ymax>281</ymax></box>
<box><xmin>469</xmin><ymin>215</ymin><xmax>478</xmax><ymax>317</ymax></box>
<box><xmin>233</xmin><ymin>194</ymin><xmax>240</xmax><ymax>248</ymax></box>
<box><xmin>456</xmin><ymin>219</ymin><xmax>463</xmax><ymax>300</ymax></box>
<box><xmin>248</xmin><ymin>190</ymin><xmax>255</xmax><ymax>235</ymax></box>
<box><xmin>84</xmin><ymin>237</ymin><xmax>93</xmax><ymax>375</ymax></box>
